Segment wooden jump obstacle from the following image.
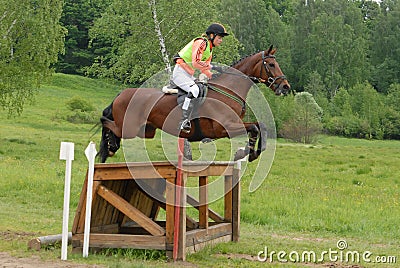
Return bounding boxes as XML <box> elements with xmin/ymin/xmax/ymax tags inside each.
<box><xmin>71</xmin><ymin>161</ymin><xmax>240</xmax><ymax>260</ymax></box>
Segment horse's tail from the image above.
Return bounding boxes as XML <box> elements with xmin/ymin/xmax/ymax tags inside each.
<box><xmin>98</xmin><ymin>102</ymin><xmax>121</xmax><ymax>163</ymax></box>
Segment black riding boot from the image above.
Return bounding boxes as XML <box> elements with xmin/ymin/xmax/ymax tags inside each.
<box><xmin>179</xmin><ymin>93</ymin><xmax>195</xmax><ymax>133</ymax></box>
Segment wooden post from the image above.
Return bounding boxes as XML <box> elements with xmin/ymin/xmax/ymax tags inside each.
<box><xmin>177</xmin><ymin>172</ymin><xmax>187</xmax><ymax>260</ymax></box>
<box><xmin>165</xmin><ymin>176</ymin><xmax>175</xmax><ymax>258</ymax></box>
<box><xmin>173</xmin><ymin>138</ymin><xmax>185</xmax><ymax>261</ymax></box>
<box><xmin>224</xmin><ymin>175</ymin><xmax>233</xmax><ymax>224</ymax></box>
<box><xmin>232</xmin><ymin>169</ymin><xmax>240</xmax><ymax>242</ymax></box>
<box><xmin>199</xmin><ymin>176</ymin><xmax>208</xmax><ymax>230</ymax></box>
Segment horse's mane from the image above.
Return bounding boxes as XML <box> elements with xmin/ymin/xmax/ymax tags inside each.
<box><xmin>230</xmin><ymin>51</ymin><xmax>260</xmax><ymax>67</ymax></box>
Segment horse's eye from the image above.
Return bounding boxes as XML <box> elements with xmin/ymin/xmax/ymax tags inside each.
<box><xmin>269</xmin><ymin>63</ymin><xmax>275</xmax><ymax>68</ymax></box>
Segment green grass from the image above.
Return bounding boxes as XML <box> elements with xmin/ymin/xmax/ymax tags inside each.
<box><xmin>0</xmin><ymin>73</ymin><xmax>399</xmax><ymax>267</ymax></box>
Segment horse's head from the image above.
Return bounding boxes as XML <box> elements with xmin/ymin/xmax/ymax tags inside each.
<box><xmin>255</xmin><ymin>45</ymin><xmax>291</xmax><ymax>95</ymax></box>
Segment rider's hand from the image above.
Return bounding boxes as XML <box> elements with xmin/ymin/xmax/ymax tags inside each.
<box><xmin>199</xmin><ymin>73</ymin><xmax>208</xmax><ymax>83</ymax></box>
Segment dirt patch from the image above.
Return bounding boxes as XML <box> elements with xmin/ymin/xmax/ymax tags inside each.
<box><xmin>0</xmin><ymin>231</ymin><xmax>37</xmax><ymax>241</ymax></box>
<box><xmin>0</xmin><ymin>252</ymin><xmax>103</xmax><ymax>268</ymax></box>
<box><xmin>0</xmin><ymin>231</ymin><xmax>102</xmax><ymax>267</ymax></box>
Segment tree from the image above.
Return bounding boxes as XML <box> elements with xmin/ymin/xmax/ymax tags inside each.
<box><xmin>381</xmin><ymin>83</ymin><xmax>400</xmax><ymax>139</ymax></box>
<box><xmin>304</xmin><ymin>71</ymin><xmax>327</xmax><ymax>109</ymax></box>
<box><xmin>87</xmin><ymin>0</ymin><xmax>241</xmax><ymax>84</ymax></box>
<box><xmin>0</xmin><ymin>0</ymin><xmax>65</xmax><ymax>115</ymax></box>
<box><xmin>280</xmin><ymin>92</ymin><xmax>323</xmax><ymax>143</ymax></box>
<box><xmin>56</xmin><ymin>0</ymin><xmax>111</xmax><ymax>74</ymax></box>
<box><xmin>290</xmin><ymin>0</ymin><xmax>369</xmax><ymax>96</ymax></box>
<box><xmin>369</xmin><ymin>0</ymin><xmax>400</xmax><ymax>93</ymax></box>
<box><xmin>219</xmin><ymin>0</ymin><xmax>268</xmax><ymax>56</ymax></box>
<box><xmin>348</xmin><ymin>82</ymin><xmax>384</xmax><ymax>139</ymax></box>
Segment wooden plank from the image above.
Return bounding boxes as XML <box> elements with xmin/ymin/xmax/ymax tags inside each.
<box><xmin>94</xmin><ymin>165</ymin><xmax>176</xmax><ymax>180</ymax></box>
<box><xmin>101</xmin><ymin>181</ymin><xmax>117</xmax><ymax>226</ymax></box>
<box><xmin>186</xmin><ymin>215</ymin><xmax>199</xmax><ymax>229</ymax></box>
<box><xmin>186</xmin><ymin>195</ymin><xmax>224</xmax><ymax>223</ymax></box>
<box><xmin>165</xmin><ymin>176</ymin><xmax>175</xmax><ymax>258</ymax></box>
<box><xmin>177</xmin><ymin>173</ymin><xmax>187</xmax><ymax>261</ymax></box>
<box><xmin>72</xmin><ymin>172</ymin><xmax>88</xmax><ymax>234</ymax></box>
<box><xmin>119</xmin><ymin>180</ymin><xmax>137</xmax><ymax>226</ymax></box>
<box><xmin>232</xmin><ymin>169</ymin><xmax>240</xmax><ymax>242</ymax></box>
<box><xmin>186</xmin><ymin>235</ymin><xmax>231</xmax><ymax>254</ymax></box>
<box><xmin>73</xmin><ymin>179</ymin><xmax>102</xmax><ymax>234</ymax></box>
<box><xmin>110</xmin><ymin>180</ymin><xmax>124</xmax><ymax>224</ymax></box>
<box><xmin>186</xmin><ymin>223</ymin><xmax>232</xmax><ymax>246</ymax></box>
<box><xmin>224</xmin><ymin>175</ymin><xmax>233</xmax><ymax>223</ymax></box>
<box><xmin>199</xmin><ymin>176</ymin><xmax>208</xmax><ymax>230</ymax></box>
<box><xmin>183</xmin><ymin>165</ymin><xmax>234</xmax><ymax>177</ymax></box>
<box><xmin>73</xmin><ymin>233</ymin><xmax>166</xmax><ymax>250</ymax></box>
<box><xmin>90</xmin><ymin>223</ymin><xmax>119</xmax><ymax>234</ymax></box>
<box><xmin>91</xmin><ymin>180</ymin><xmax>107</xmax><ymax>228</ymax></box>
<box><xmin>97</xmin><ymin>185</ymin><xmax>165</xmax><ymax>236</ymax></box>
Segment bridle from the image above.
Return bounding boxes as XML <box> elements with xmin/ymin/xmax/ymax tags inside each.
<box><xmin>253</xmin><ymin>51</ymin><xmax>288</xmax><ymax>91</ymax></box>
<box><xmin>211</xmin><ymin>51</ymin><xmax>289</xmax><ymax>94</ymax></box>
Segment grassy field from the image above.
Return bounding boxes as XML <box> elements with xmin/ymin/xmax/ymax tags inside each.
<box><xmin>0</xmin><ymin>73</ymin><xmax>399</xmax><ymax>267</ymax></box>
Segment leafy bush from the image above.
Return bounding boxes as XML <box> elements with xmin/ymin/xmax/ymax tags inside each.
<box><xmin>66</xmin><ymin>96</ymin><xmax>95</xmax><ymax>112</ymax></box>
<box><xmin>65</xmin><ymin>110</ymin><xmax>98</xmax><ymax>124</ymax></box>
<box><xmin>279</xmin><ymin>92</ymin><xmax>323</xmax><ymax>143</ymax></box>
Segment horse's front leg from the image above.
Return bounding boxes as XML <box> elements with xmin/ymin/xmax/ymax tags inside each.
<box><xmin>232</xmin><ymin>123</ymin><xmax>259</xmax><ymax>162</ymax></box>
<box><xmin>245</xmin><ymin>123</ymin><xmax>260</xmax><ymax>162</ymax></box>
<box><xmin>233</xmin><ymin>122</ymin><xmax>267</xmax><ymax>162</ymax></box>
<box><xmin>256</xmin><ymin>122</ymin><xmax>267</xmax><ymax>155</ymax></box>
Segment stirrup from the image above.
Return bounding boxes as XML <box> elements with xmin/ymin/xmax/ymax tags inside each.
<box><xmin>179</xmin><ymin>119</ymin><xmax>191</xmax><ymax>133</ymax></box>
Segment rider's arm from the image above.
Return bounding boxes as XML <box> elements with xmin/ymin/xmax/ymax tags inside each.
<box><xmin>191</xmin><ymin>39</ymin><xmax>213</xmax><ymax>79</ymax></box>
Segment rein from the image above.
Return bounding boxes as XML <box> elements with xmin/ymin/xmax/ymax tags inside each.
<box><xmin>204</xmin><ymin>50</ymin><xmax>290</xmax><ymax>115</ymax></box>
<box><xmin>207</xmin><ymin>84</ymin><xmax>246</xmax><ymax>114</ymax></box>
<box><xmin>212</xmin><ymin>51</ymin><xmax>288</xmax><ymax>89</ymax></box>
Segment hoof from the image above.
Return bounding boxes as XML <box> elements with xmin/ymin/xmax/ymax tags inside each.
<box><xmin>234</xmin><ymin>149</ymin><xmax>247</xmax><ymax>161</ymax></box>
<box><xmin>248</xmin><ymin>153</ymin><xmax>258</xmax><ymax>162</ymax></box>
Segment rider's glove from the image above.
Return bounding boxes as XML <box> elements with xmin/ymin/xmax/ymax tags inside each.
<box><xmin>199</xmin><ymin>73</ymin><xmax>208</xmax><ymax>83</ymax></box>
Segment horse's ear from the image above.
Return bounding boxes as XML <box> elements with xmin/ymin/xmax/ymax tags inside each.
<box><xmin>267</xmin><ymin>45</ymin><xmax>273</xmax><ymax>54</ymax></box>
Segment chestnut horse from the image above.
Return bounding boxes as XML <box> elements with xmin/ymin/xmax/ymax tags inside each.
<box><xmin>98</xmin><ymin>45</ymin><xmax>290</xmax><ymax>163</ymax></box>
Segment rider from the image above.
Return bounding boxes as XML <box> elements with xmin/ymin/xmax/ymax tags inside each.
<box><xmin>172</xmin><ymin>23</ymin><xmax>229</xmax><ymax>133</ymax></box>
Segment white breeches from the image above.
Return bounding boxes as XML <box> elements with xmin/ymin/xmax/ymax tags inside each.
<box><xmin>172</xmin><ymin>65</ymin><xmax>200</xmax><ymax>98</ymax></box>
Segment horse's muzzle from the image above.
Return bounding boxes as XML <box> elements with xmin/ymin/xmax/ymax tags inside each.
<box><xmin>275</xmin><ymin>83</ymin><xmax>291</xmax><ymax>96</ymax></box>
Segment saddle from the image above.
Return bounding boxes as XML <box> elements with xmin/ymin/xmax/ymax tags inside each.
<box><xmin>162</xmin><ymin>80</ymin><xmax>208</xmax><ymax>111</ymax></box>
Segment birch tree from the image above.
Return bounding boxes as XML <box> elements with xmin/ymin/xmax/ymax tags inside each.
<box><xmin>149</xmin><ymin>0</ymin><xmax>171</xmax><ymax>72</ymax></box>
<box><xmin>88</xmin><ymin>0</ymin><xmax>240</xmax><ymax>84</ymax></box>
<box><xmin>0</xmin><ymin>0</ymin><xmax>65</xmax><ymax>115</ymax></box>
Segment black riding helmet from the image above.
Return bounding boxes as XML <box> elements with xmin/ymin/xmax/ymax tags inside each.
<box><xmin>206</xmin><ymin>23</ymin><xmax>229</xmax><ymax>37</ymax></box>
<box><xmin>206</xmin><ymin>23</ymin><xmax>229</xmax><ymax>47</ymax></box>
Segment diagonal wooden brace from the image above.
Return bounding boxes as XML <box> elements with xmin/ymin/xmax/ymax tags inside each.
<box><xmin>97</xmin><ymin>185</ymin><xmax>165</xmax><ymax>236</ymax></box>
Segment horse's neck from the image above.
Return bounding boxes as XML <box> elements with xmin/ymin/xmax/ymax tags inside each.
<box><xmin>232</xmin><ymin>54</ymin><xmax>259</xmax><ymax>78</ymax></box>
<box><xmin>210</xmin><ymin>55</ymin><xmax>259</xmax><ymax>100</ymax></box>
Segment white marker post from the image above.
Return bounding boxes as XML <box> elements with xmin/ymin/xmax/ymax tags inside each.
<box><xmin>235</xmin><ymin>147</ymin><xmax>248</xmax><ymax>172</ymax></box>
<box><xmin>59</xmin><ymin>142</ymin><xmax>74</xmax><ymax>261</ymax></box>
<box><xmin>83</xmin><ymin>142</ymin><xmax>97</xmax><ymax>257</ymax></box>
